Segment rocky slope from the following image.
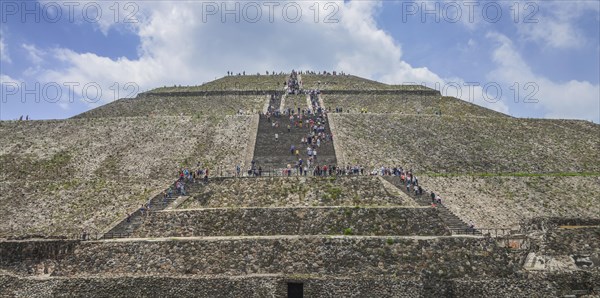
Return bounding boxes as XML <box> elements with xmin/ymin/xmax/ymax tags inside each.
<box><xmin>330</xmin><ymin>114</ymin><xmax>599</xmax><ymax>173</ymax></box>
<box><xmin>0</xmin><ymin>115</ymin><xmax>255</xmax><ymax>238</ymax></box>
<box><xmin>419</xmin><ymin>175</ymin><xmax>600</xmax><ymax>229</ymax></box>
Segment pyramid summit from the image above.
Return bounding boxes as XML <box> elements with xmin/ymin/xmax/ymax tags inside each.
<box><xmin>1</xmin><ymin>71</ymin><xmax>599</xmax><ymax>296</ymax></box>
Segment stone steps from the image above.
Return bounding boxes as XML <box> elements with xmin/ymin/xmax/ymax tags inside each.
<box><xmin>101</xmin><ymin>190</ymin><xmax>181</xmax><ymax>239</ymax></box>
<box><xmin>382</xmin><ymin>176</ymin><xmax>481</xmax><ymax>235</ymax></box>
<box><xmin>253</xmin><ymin>94</ymin><xmax>337</xmax><ymax>169</ymax></box>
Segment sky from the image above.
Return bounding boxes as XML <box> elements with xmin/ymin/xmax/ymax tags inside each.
<box><xmin>0</xmin><ymin>0</ymin><xmax>599</xmax><ymax>122</ymax></box>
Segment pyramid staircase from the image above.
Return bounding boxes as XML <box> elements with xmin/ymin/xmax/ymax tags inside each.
<box><xmin>252</xmin><ymin>93</ymin><xmax>337</xmax><ymax>171</ymax></box>
<box><xmin>102</xmin><ymin>184</ymin><xmax>180</xmax><ymax>239</ymax></box>
<box><xmin>383</xmin><ymin>176</ymin><xmax>482</xmax><ymax>235</ymax></box>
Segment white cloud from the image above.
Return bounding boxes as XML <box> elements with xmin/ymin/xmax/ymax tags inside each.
<box><xmin>20</xmin><ymin>1</ymin><xmax>565</xmax><ymax>119</ymax></box>
<box><xmin>516</xmin><ymin>1</ymin><xmax>599</xmax><ymax>49</ymax></box>
<box><xmin>487</xmin><ymin>32</ymin><xmax>599</xmax><ymax>122</ymax></box>
<box><xmin>30</xmin><ymin>1</ymin><xmax>451</xmax><ymax>107</ymax></box>
<box><xmin>0</xmin><ymin>74</ymin><xmax>19</xmax><ymax>85</ymax></box>
<box><xmin>40</xmin><ymin>1</ymin><xmax>143</xmax><ymax>36</ymax></box>
<box><xmin>0</xmin><ymin>28</ymin><xmax>10</xmax><ymax>63</ymax></box>
<box><xmin>22</xmin><ymin>44</ymin><xmax>45</xmax><ymax>65</ymax></box>
<box><xmin>467</xmin><ymin>38</ymin><xmax>476</xmax><ymax>47</ymax></box>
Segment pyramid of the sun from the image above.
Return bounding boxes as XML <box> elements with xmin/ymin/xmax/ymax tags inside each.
<box><xmin>1</xmin><ymin>73</ymin><xmax>598</xmax><ymax>297</ymax></box>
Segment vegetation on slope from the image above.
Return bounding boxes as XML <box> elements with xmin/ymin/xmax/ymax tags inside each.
<box><xmin>147</xmin><ymin>74</ymin><xmax>435</xmax><ymax>93</ymax></box>
<box><xmin>322</xmin><ymin>94</ymin><xmax>508</xmax><ymax>117</ymax></box>
<box><xmin>74</xmin><ymin>95</ymin><xmax>267</xmax><ymax>118</ymax></box>
<box><xmin>149</xmin><ymin>75</ymin><xmax>287</xmax><ymax>92</ymax></box>
<box><xmin>179</xmin><ymin>176</ymin><xmax>415</xmax><ymax>209</ymax></box>
<box><xmin>331</xmin><ymin>114</ymin><xmax>599</xmax><ymax>173</ymax></box>
<box><xmin>0</xmin><ymin>116</ymin><xmax>255</xmax><ymax>238</ymax></box>
<box><xmin>420</xmin><ymin>175</ymin><xmax>600</xmax><ymax>229</ymax></box>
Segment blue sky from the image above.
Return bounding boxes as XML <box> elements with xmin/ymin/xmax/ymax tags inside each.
<box><xmin>1</xmin><ymin>0</ymin><xmax>599</xmax><ymax>122</ymax></box>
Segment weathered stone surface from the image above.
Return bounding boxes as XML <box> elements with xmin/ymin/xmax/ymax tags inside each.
<box><xmin>131</xmin><ymin>207</ymin><xmax>449</xmax><ymax>237</ymax></box>
<box><xmin>331</xmin><ymin>114</ymin><xmax>600</xmax><ymax>173</ymax></box>
<box><xmin>0</xmin><ymin>237</ymin><xmax>516</xmax><ymax>279</ymax></box>
<box><xmin>74</xmin><ymin>95</ymin><xmax>267</xmax><ymax>118</ymax></box>
<box><xmin>419</xmin><ymin>175</ymin><xmax>600</xmax><ymax>229</ymax></box>
<box><xmin>283</xmin><ymin>94</ymin><xmax>310</xmax><ymax>111</ymax></box>
<box><xmin>180</xmin><ymin>176</ymin><xmax>416</xmax><ymax>209</ymax></box>
<box><xmin>322</xmin><ymin>94</ymin><xmax>506</xmax><ymax>118</ymax></box>
<box><xmin>0</xmin><ymin>116</ymin><xmax>255</xmax><ymax>238</ymax></box>
<box><xmin>446</xmin><ymin>272</ymin><xmax>600</xmax><ymax>297</ymax></box>
<box><xmin>3</xmin><ymin>272</ymin><xmax>599</xmax><ymax>298</ymax></box>
<box><xmin>520</xmin><ymin>219</ymin><xmax>600</xmax><ymax>273</ymax></box>
<box><xmin>2</xmin><ymin>74</ymin><xmax>599</xmax><ymax>297</ymax></box>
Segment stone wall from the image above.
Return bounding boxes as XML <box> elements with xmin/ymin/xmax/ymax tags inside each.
<box><xmin>0</xmin><ymin>274</ymin><xmax>283</xmax><ymax>298</ymax></box>
<box><xmin>0</xmin><ymin>240</ymin><xmax>78</xmax><ymax>265</ymax></box>
<box><xmin>327</xmin><ymin>114</ymin><xmax>347</xmax><ymax>165</ymax></box>
<box><xmin>544</xmin><ymin>228</ymin><xmax>600</xmax><ymax>262</ymax></box>
<box><xmin>180</xmin><ymin>176</ymin><xmax>416</xmax><ymax>209</ymax></box>
<box><xmin>131</xmin><ymin>207</ymin><xmax>449</xmax><ymax>237</ymax></box>
<box><xmin>0</xmin><ymin>274</ymin><xmax>427</xmax><ymax>298</ymax></box>
<box><xmin>0</xmin><ymin>237</ymin><xmax>516</xmax><ymax>279</ymax></box>
<box><xmin>446</xmin><ymin>272</ymin><xmax>600</xmax><ymax>297</ymax></box>
<box><xmin>522</xmin><ymin>217</ymin><xmax>600</xmax><ymax>232</ymax></box>
<box><xmin>3</xmin><ymin>272</ymin><xmax>599</xmax><ymax>298</ymax></box>
<box><xmin>526</xmin><ymin>222</ymin><xmax>600</xmax><ymax>272</ymax></box>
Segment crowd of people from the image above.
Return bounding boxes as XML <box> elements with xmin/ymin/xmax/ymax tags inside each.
<box><xmin>286</xmin><ymin>70</ymin><xmax>302</xmax><ymax>94</ymax></box>
<box><xmin>225</xmin><ymin>70</ymin><xmax>349</xmax><ymax>76</ymax></box>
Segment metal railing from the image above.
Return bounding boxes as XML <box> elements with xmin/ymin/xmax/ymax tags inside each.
<box><xmin>449</xmin><ymin>228</ymin><xmax>529</xmax><ymax>250</ymax></box>
<box><xmin>101</xmin><ymin>232</ymin><xmax>132</xmax><ymax>239</ymax></box>
<box><xmin>449</xmin><ymin>228</ymin><xmax>514</xmax><ymax>237</ymax></box>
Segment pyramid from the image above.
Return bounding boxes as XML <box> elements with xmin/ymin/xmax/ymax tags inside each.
<box><xmin>1</xmin><ymin>72</ymin><xmax>598</xmax><ymax>296</ymax></box>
